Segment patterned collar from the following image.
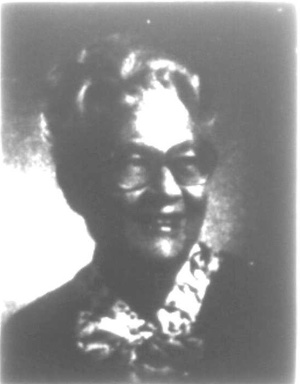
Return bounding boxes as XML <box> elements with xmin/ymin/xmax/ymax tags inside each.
<box><xmin>76</xmin><ymin>243</ymin><xmax>221</xmax><ymax>380</ymax></box>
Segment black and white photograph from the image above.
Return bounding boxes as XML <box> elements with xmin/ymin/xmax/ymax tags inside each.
<box><xmin>1</xmin><ymin>2</ymin><xmax>296</xmax><ymax>383</ymax></box>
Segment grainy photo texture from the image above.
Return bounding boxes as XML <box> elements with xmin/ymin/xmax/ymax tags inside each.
<box><xmin>1</xmin><ymin>3</ymin><xmax>296</xmax><ymax>383</ymax></box>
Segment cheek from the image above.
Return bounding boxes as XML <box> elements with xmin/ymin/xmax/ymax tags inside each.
<box><xmin>183</xmin><ymin>185</ymin><xmax>207</xmax><ymax>209</ymax></box>
<box><xmin>112</xmin><ymin>188</ymin><xmax>145</xmax><ymax>210</ymax></box>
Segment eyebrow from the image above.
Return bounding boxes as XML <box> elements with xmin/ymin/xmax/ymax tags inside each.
<box><xmin>117</xmin><ymin>140</ymin><xmax>196</xmax><ymax>154</ymax></box>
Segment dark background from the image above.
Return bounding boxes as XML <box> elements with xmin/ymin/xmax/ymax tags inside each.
<box><xmin>2</xmin><ymin>3</ymin><xmax>296</xmax><ymax>381</ymax></box>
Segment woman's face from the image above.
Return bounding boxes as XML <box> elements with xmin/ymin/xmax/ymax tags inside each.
<box><xmin>107</xmin><ymin>86</ymin><xmax>208</xmax><ymax>262</ymax></box>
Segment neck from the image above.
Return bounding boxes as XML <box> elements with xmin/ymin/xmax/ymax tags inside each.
<box><xmin>94</xmin><ymin>245</ymin><xmax>188</xmax><ymax>318</ymax></box>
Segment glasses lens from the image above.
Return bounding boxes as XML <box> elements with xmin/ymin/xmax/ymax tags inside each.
<box><xmin>115</xmin><ymin>154</ymin><xmax>148</xmax><ymax>190</ymax></box>
<box><xmin>113</xmin><ymin>147</ymin><xmax>212</xmax><ymax>190</ymax></box>
<box><xmin>171</xmin><ymin>157</ymin><xmax>208</xmax><ymax>186</ymax></box>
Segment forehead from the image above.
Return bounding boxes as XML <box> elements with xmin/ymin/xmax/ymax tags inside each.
<box><xmin>120</xmin><ymin>85</ymin><xmax>194</xmax><ymax>153</ymax></box>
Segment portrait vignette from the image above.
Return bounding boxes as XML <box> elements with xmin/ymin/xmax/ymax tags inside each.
<box><xmin>1</xmin><ymin>3</ymin><xmax>296</xmax><ymax>384</ymax></box>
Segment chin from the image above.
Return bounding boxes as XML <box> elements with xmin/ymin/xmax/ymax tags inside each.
<box><xmin>120</xmin><ymin>216</ymin><xmax>199</xmax><ymax>262</ymax></box>
<box><xmin>125</xmin><ymin>234</ymin><xmax>188</xmax><ymax>262</ymax></box>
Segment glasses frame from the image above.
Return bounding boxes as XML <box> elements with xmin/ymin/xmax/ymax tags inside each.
<box><xmin>108</xmin><ymin>141</ymin><xmax>214</xmax><ymax>191</ymax></box>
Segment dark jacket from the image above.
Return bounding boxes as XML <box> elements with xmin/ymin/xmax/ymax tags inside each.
<box><xmin>1</xmin><ymin>254</ymin><xmax>277</xmax><ymax>383</ymax></box>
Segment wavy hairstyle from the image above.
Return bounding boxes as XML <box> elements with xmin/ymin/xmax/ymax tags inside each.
<box><xmin>43</xmin><ymin>33</ymin><xmax>217</xmax><ymax>216</ymax></box>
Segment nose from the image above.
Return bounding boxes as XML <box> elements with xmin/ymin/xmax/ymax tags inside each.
<box><xmin>155</xmin><ymin>166</ymin><xmax>182</xmax><ymax>198</ymax></box>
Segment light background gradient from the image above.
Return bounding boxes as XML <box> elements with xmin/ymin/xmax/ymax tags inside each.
<box><xmin>1</xmin><ymin>4</ymin><xmax>295</xmax><ymax>325</ymax></box>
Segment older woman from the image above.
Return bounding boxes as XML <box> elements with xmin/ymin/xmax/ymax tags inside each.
<box><xmin>3</xmin><ymin>34</ymin><xmax>257</xmax><ymax>383</ymax></box>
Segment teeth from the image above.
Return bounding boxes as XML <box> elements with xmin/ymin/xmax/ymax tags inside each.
<box><xmin>159</xmin><ymin>227</ymin><xmax>172</xmax><ymax>233</ymax></box>
<box><xmin>150</xmin><ymin>217</ymin><xmax>180</xmax><ymax>233</ymax></box>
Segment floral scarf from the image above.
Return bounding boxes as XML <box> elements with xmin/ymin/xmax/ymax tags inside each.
<box><xmin>76</xmin><ymin>243</ymin><xmax>221</xmax><ymax>381</ymax></box>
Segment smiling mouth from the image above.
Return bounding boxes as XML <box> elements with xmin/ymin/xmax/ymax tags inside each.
<box><xmin>136</xmin><ymin>213</ymin><xmax>185</xmax><ymax>235</ymax></box>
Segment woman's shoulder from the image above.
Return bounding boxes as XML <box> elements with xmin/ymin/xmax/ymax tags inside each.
<box><xmin>200</xmin><ymin>246</ymin><xmax>259</xmax><ymax>324</ymax></box>
<box><xmin>194</xmin><ymin>246</ymin><xmax>262</xmax><ymax>381</ymax></box>
<box><xmin>204</xmin><ymin>244</ymin><xmax>257</xmax><ymax>292</ymax></box>
<box><xmin>1</xmin><ymin>264</ymin><xmax>95</xmax><ymax>382</ymax></box>
<box><xmin>4</xmin><ymin>267</ymin><xmax>88</xmax><ymax>328</ymax></box>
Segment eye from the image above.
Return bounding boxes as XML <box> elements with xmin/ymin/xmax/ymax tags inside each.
<box><xmin>125</xmin><ymin>153</ymin><xmax>145</xmax><ymax>166</ymax></box>
<box><xmin>118</xmin><ymin>153</ymin><xmax>146</xmax><ymax>172</ymax></box>
<box><xmin>115</xmin><ymin>152</ymin><xmax>149</xmax><ymax>190</ymax></box>
<box><xmin>172</xmin><ymin>156</ymin><xmax>198</xmax><ymax>172</ymax></box>
<box><xmin>171</xmin><ymin>155</ymin><xmax>207</xmax><ymax>185</ymax></box>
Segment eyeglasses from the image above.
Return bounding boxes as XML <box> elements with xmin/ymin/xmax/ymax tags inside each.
<box><xmin>110</xmin><ymin>142</ymin><xmax>215</xmax><ymax>191</ymax></box>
